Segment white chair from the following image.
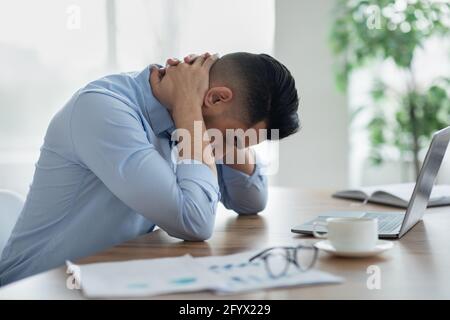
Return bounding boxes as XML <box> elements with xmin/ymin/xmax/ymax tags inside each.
<box><xmin>0</xmin><ymin>190</ymin><xmax>24</xmax><ymax>255</ymax></box>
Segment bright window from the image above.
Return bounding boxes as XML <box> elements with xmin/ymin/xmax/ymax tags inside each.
<box><xmin>0</xmin><ymin>0</ymin><xmax>275</xmax><ymax>193</ymax></box>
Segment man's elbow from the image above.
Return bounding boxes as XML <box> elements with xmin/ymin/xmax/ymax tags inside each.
<box><xmin>236</xmin><ymin>205</ymin><xmax>266</xmax><ymax>216</ymax></box>
<box><xmin>166</xmin><ymin>224</ymin><xmax>213</xmax><ymax>242</ymax></box>
<box><xmin>235</xmin><ymin>192</ymin><xmax>268</xmax><ymax>215</ymax></box>
<box><xmin>176</xmin><ymin>222</ymin><xmax>214</xmax><ymax>241</ymax></box>
<box><xmin>177</xmin><ymin>205</ymin><xmax>216</xmax><ymax>241</ymax></box>
<box><xmin>184</xmin><ymin>228</ymin><xmax>213</xmax><ymax>241</ymax></box>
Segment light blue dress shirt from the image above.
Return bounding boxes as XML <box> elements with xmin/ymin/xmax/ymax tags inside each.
<box><xmin>0</xmin><ymin>66</ymin><xmax>268</xmax><ymax>286</ymax></box>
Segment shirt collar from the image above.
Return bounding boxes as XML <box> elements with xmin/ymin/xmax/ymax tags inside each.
<box><xmin>137</xmin><ymin>65</ymin><xmax>176</xmax><ymax>136</ymax></box>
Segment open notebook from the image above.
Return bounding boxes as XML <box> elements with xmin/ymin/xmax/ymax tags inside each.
<box><xmin>333</xmin><ymin>183</ymin><xmax>450</xmax><ymax>208</ymax></box>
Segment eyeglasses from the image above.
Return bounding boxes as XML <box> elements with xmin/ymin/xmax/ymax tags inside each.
<box><xmin>248</xmin><ymin>244</ymin><xmax>318</xmax><ymax>279</ymax></box>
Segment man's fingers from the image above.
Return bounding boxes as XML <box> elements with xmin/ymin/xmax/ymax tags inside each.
<box><xmin>193</xmin><ymin>52</ymin><xmax>210</xmax><ymax>66</ymax></box>
<box><xmin>202</xmin><ymin>53</ymin><xmax>220</xmax><ymax>71</ymax></box>
<box><xmin>192</xmin><ymin>56</ymin><xmax>205</xmax><ymax>66</ymax></box>
<box><xmin>149</xmin><ymin>66</ymin><xmax>161</xmax><ymax>89</ymax></box>
<box><xmin>166</xmin><ymin>52</ymin><xmax>211</xmax><ymax>68</ymax></box>
<box><xmin>184</xmin><ymin>54</ymin><xmax>199</xmax><ymax>64</ymax></box>
<box><xmin>166</xmin><ymin>58</ymin><xmax>180</xmax><ymax>67</ymax></box>
<box><xmin>185</xmin><ymin>53</ymin><xmax>210</xmax><ymax>65</ymax></box>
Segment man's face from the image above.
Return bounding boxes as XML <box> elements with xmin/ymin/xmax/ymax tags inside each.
<box><xmin>201</xmin><ymin>83</ymin><xmax>268</xmax><ymax>159</ymax></box>
<box><xmin>202</xmin><ymin>103</ymin><xmax>267</xmax><ymax>159</ymax></box>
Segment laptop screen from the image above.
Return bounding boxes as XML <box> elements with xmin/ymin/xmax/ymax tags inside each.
<box><xmin>399</xmin><ymin>126</ymin><xmax>450</xmax><ymax>237</ymax></box>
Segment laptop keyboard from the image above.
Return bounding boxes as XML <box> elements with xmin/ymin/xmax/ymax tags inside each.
<box><xmin>363</xmin><ymin>212</ymin><xmax>404</xmax><ymax>233</ymax></box>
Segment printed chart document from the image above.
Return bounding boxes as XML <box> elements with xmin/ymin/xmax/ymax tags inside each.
<box><xmin>68</xmin><ymin>250</ymin><xmax>343</xmax><ymax>298</ymax></box>
<box><xmin>67</xmin><ymin>255</ymin><xmax>217</xmax><ymax>298</ymax></box>
<box><xmin>195</xmin><ymin>251</ymin><xmax>343</xmax><ymax>294</ymax></box>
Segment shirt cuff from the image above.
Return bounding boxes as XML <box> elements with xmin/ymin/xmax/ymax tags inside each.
<box><xmin>220</xmin><ymin>155</ymin><xmax>266</xmax><ymax>190</ymax></box>
<box><xmin>176</xmin><ymin>160</ymin><xmax>220</xmax><ymax>202</ymax></box>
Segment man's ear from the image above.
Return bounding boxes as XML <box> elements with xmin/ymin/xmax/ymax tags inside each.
<box><xmin>204</xmin><ymin>86</ymin><xmax>233</xmax><ymax>109</ymax></box>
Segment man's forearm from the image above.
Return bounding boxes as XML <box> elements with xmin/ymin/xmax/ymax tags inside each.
<box><xmin>219</xmin><ymin>148</ymin><xmax>268</xmax><ymax>214</ymax></box>
<box><xmin>172</xmin><ymin>106</ymin><xmax>217</xmax><ymax>176</ymax></box>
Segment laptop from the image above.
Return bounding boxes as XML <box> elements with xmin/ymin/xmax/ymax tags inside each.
<box><xmin>292</xmin><ymin>126</ymin><xmax>450</xmax><ymax>239</ymax></box>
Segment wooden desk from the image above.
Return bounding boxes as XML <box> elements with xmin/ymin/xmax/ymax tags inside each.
<box><xmin>1</xmin><ymin>187</ymin><xmax>450</xmax><ymax>299</ymax></box>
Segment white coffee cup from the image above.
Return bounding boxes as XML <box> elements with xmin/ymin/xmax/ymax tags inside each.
<box><xmin>313</xmin><ymin>217</ymin><xmax>378</xmax><ymax>252</ymax></box>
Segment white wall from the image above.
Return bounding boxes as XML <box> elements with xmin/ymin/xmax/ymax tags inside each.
<box><xmin>0</xmin><ymin>0</ymin><xmax>274</xmax><ymax>197</ymax></box>
<box><xmin>272</xmin><ymin>0</ymin><xmax>349</xmax><ymax>188</ymax></box>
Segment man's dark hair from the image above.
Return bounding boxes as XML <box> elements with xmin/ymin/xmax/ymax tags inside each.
<box><xmin>210</xmin><ymin>52</ymin><xmax>300</xmax><ymax>140</ymax></box>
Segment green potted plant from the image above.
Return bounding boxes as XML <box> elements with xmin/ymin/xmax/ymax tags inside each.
<box><xmin>330</xmin><ymin>0</ymin><xmax>450</xmax><ymax>178</ymax></box>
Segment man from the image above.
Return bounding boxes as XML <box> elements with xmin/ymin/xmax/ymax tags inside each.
<box><xmin>0</xmin><ymin>52</ymin><xmax>299</xmax><ymax>285</ymax></box>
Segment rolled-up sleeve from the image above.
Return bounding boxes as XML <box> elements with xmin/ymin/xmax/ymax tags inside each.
<box><xmin>218</xmin><ymin>154</ymin><xmax>268</xmax><ymax>215</ymax></box>
<box><xmin>70</xmin><ymin>92</ymin><xmax>220</xmax><ymax>241</ymax></box>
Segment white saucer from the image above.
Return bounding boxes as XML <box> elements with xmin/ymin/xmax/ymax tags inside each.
<box><xmin>314</xmin><ymin>240</ymin><xmax>394</xmax><ymax>258</ymax></box>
